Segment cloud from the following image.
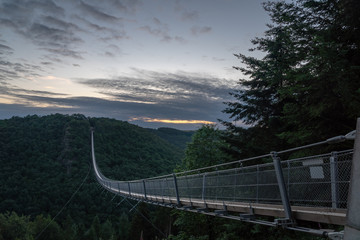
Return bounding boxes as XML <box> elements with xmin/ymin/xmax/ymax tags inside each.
<box><xmin>78</xmin><ymin>1</ymin><xmax>122</xmax><ymax>23</ymax></box>
<box><xmin>2</xmin><ymin>86</ymin><xmax>68</xmax><ymax>97</ymax></box>
<box><xmin>90</xmin><ymin>0</ymin><xmax>141</xmax><ymax>15</ymax></box>
<box><xmin>174</xmin><ymin>3</ymin><xmax>199</xmax><ymax>21</ymax></box>
<box><xmin>138</xmin><ymin>26</ymin><xmax>167</xmax><ymax>42</ymax></box>
<box><xmin>0</xmin><ymin>39</ymin><xmax>44</xmax><ymax>85</ymax></box>
<box><xmin>139</xmin><ymin>24</ymin><xmax>169</xmax><ymax>42</ymax></box>
<box><xmin>0</xmin><ymin>85</ymin><xmax>71</xmax><ymax>110</ymax></box>
<box><xmin>75</xmin><ymin>69</ymin><xmax>235</xmax><ymax>123</ymax></box>
<box><xmin>74</xmin><ymin>16</ymin><xmax>108</xmax><ymax>31</ymax></box>
<box><xmin>0</xmin><ymin>0</ymin><xmax>134</xmax><ymax>62</ymax></box>
<box><xmin>0</xmin><ymin>1</ymin><xmax>67</xmax><ymax>36</ymax></box>
<box><xmin>139</xmin><ymin>25</ymin><xmax>160</xmax><ymax>35</ymax></box>
<box><xmin>104</xmin><ymin>51</ymin><xmax>115</xmax><ymax>57</ymax></box>
<box><xmin>42</xmin><ymin>56</ymin><xmax>63</xmax><ymax>64</ymax></box>
<box><xmin>0</xmin><ymin>59</ymin><xmax>43</xmax><ymax>83</ymax></box>
<box><xmin>212</xmin><ymin>57</ymin><xmax>226</xmax><ymax>62</ymax></box>
<box><xmin>26</xmin><ymin>0</ymin><xmax>65</xmax><ymax>16</ymax></box>
<box><xmin>40</xmin><ymin>47</ymin><xmax>84</xmax><ymax>59</ymax></box>
<box><xmin>0</xmin><ymin>0</ymin><xmax>85</xmax><ymax>60</ymax></box>
<box><xmin>29</xmin><ymin>22</ymin><xmax>84</xmax><ymax>46</ymax></box>
<box><xmin>113</xmin><ymin>0</ymin><xmax>142</xmax><ymax>13</ymax></box>
<box><xmin>0</xmin><ymin>69</ymin><xmax>235</xmax><ymax>129</ymax></box>
<box><xmin>0</xmin><ymin>85</ymin><xmax>77</xmax><ymax>113</ymax></box>
<box><xmin>191</xmin><ymin>26</ymin><xmax>212</xmax><ymax>36</ymax></box>
<box><xmin>174</xmin><ymin>36</ymin><xmax>187</xmax><ymax>44</ymax></box>
<box><xmin>72</xmin><ymin>15</ymin><xmax>128</xmax><ymax>42</ymax></box>
<box><xmin>79</xmin><ymin>70</ymin><xmax>233</xmax><ymax>104</ymax></box>
<box><xmin>0</xmin><ymin>43</ymin><xmax>13</xmax><ymax>55</ymax></box>
<box><xmin>181</xmin><ymin>10</ymin><xmax>199</xmax><ymax>21</ymax></box>
<box><xmin>0</xmin><ymin>0</ymin><xmax>64</xmax><ymax>21</ymax></box>
<box><xmin>101</xmin><ymin>44</ymin><xmax>124</xmax><ymax>58</ymax></box>
<box><xmin>41</xmin><ymin>15</ymin><xmax>83</xmax><ymax>33</ymax></box>
<box><xmin>153</xmin><ymin>17</ymin><xmax>161</xmax><ymax>25</ymax></box>
<box><xmin>138</xmin><ymin>17</ymin><xmax>186</xmax><ymax>43</ymax></box>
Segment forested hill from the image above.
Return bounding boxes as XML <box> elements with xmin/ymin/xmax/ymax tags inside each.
<box><xmin>147</xmin><ymin>127</ymin><xmax>195</xmax><ymax>150</ymax></box>
<box><xmin>0</xmin><ymin>114</ymin><xmax>190</xmax><ymax>239</ymax></box>
<box><xmin>90</xmin><ymin>117</ymin><xmax>191</xmax><ymax>180</ymax></box>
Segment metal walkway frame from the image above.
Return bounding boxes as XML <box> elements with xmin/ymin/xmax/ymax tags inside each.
<box><xmin>91</xmin><ymin>129</ymin><xmax>357</xmax><ymax>238</ymax></box>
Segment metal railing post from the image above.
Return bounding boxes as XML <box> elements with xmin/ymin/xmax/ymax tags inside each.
<box><xmin>162</xmin><ymin>179</ymin><xmax>166</xmax><ymax>203</ymax></box>
<box><xmin>271</xmin><ymin>152</ymin><xmax>293</xmax><ymax>223</ymax></box>
<box><xmin>143</xmin><ymin>180</ymin><xmax>147</xmax><ymax>200</ymax></box>
<box><xmin>185</xmin><ymin>174</ymin><xmax>192</xmax><ymax>204</ymax></box>
<box><xmin>173</xmin><ymin>173</ymin><xmax>181</xmax><ymax>206</ymax></box>
<box><xmin>215</xmin><ymin>168</ymin><xmax>219</xmax><ymax>201</ymax></box>
<box><xmin>161</xmin><ymin>179</ymin><xmax>164</xmax><ymax>202</ymax></box>
<box><xmin>153</xmin><ymin>181</ymin><xmax>158</xmax><ymax>202</ymax></box>
<box><xmin>128</xmin><ymin>182</ymin><xmax>131</xmax><ymax>197</ymax></box>
<box><xmin>287</xmin><ymin>161</ymin><xmax>290</xmax><ymax>198</ymax></box>
<box><xmin>330</xmin><ymin>152</ymin><xmax>338</xmax><ymax>209</ymax></box>
<box><xmin>233</xmin><ymin>169</ymin><xmax>237</xmax><ymax>202</ymax></box>
<box><xmin>202</xmin><ymin>173</ymin><xmax>206</xmax><ymax>201</ymax></box>
<box><xmin>344</xmin><ymin>119</ymin><xmax>360</xmax><ymax>239</ymax></box>
<box><xmin>166</xmin><ymin>177</ymin><xmax>171</xmax><ymax>202</ymax></box>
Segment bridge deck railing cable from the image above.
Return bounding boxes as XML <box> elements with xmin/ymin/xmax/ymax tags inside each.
<box><xmin>91</xmin><ymin>129</ymin><xmax>355</xmax><ymax>236</ymax></box>
<box><xmin>92</xmin><ymin>129</ymin><xmax>353</xmax><ymax>209</ymax></box>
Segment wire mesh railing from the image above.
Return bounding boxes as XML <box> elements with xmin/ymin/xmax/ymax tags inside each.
<box><xmin>283</xmin><ymin>150</ymin><xmax>352</xmax><ymax>208</ymax></box>
<box><xmin>92</xmin><ymin>127</ymin><xmax>353</xmax><ymax>210</ymax></box>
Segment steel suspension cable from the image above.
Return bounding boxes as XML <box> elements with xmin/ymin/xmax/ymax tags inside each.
<box><xmin>35</xmin><ymin>161</ymin><xmax>92</xmax><ymax>239</ymax></box>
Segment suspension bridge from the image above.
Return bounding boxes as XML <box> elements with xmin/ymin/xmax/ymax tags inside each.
<box><xmin>91</xmin><ymin>119</ymin><xmax>360</xmax><ymax>240</ymax></box>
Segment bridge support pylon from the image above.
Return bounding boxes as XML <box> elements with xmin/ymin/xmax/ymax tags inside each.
<box><xmin>344</xmin><ymin>118</ymin><xmax>360</xmax><ymax>239</ymax></box>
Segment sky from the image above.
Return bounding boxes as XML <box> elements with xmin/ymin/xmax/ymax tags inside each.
<box><xmin>0</xmin><ymin>0</ymin><xmax>271</xmax><ymax>130</ymax></box>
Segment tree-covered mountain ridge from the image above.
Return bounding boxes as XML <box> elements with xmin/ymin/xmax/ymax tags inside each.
<box><xmin>0</xmin><ymin>114</ymin><xmax>193</xmax><ymax>239</ymax></box>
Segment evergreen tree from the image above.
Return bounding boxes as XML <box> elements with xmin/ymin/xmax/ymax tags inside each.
<box><xmin>99</xmin><ymin>219</ymin><xmax>114</xmax><ymax>240</ymax></box>
<box><xmin>83</xmin><ymin>226</ymin><xmax>97</xmax><ymax>240</ymax></box>
<box><xmin>118</xmin><ymin>213</ymin><xmax>130</xmax><ymax>240</ymax></box>
<box><xmin>181</xmin><ymin>125</ymin><xmax>232</xmax><ymax>170</ymax></box>
<box><xmin>91</xmin><ymin>215</ymin><xmax>101</xmax><ymax>238</ymax></box>
<box><xmin>172</xmin><ymin>125</ymin><xmax>232</xmax><ymax>240</ymax></box>
<box><xmin>32</xmin><ymin>214</ymin><xmax>63</xmax><ymax>240</ymax></box>
<box><xmin>63</xmin><ymin>215</ymin><xmax>78</xmax><ymax>240</ymax></box>
<box><xmin>223</xmin><ymin>0</ymin><xmax>360</xmax><ymax>148</ymax></box>
<box><xmin>0</xmin><ymin>212</ymin><xmax>33</xmax><ymax>240</ymax></box>
<box><xmin>128</xmin><ymin>202</ymin><xmax>154</xmax><ymax>240</ymax></box>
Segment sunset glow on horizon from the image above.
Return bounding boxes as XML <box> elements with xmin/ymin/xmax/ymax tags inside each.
<box><xmin>129</xmin><ymin>117</ymin><xmax>215</xmax><ymax>125</ymax></box>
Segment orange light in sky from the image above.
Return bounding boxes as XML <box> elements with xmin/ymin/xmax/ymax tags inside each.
<box><xmin>129</xmin><ymin>117</ymin><xmax>215</xmax><ymax>125</ymax></box>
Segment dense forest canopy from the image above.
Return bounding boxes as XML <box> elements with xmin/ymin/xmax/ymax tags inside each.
<box><xmin>0</xmin><ymin>114</ymin><xmax>191</xmax><ymax>239</ymax></box>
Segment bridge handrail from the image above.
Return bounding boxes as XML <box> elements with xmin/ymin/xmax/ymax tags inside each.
<box><xmin>175</xmin><ymin>131</ymin><xmax>354</xmax><ymax>178</ymax></box>
<box><xmin>90</xmin><ymin>124</ymin><xmax>360</xmax><ymax>238</ymax></box>
<box><xmin>92</xmin><ymin>130</ymin><xmax>354</xmax><ymax>182</ymax></box>
<box><xmin>91</xmin><ymin>129</ymin><xmax>353</xmax><ymax>206</ymax></box>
